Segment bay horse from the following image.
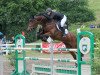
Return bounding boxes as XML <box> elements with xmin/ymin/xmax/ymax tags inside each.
<box><xmin>27</xmin><ymin>14</ymin><xmax>77</xmax><ymax>60</ymax></box>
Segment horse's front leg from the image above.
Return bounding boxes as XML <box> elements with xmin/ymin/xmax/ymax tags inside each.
<box><xmin>41</xmin><ymin>32</ymin><xmax>52</xmax><ymax>42</ymax></box>
<box><xmin>44</xmin><ymin>32</ymin><xmax>52</xmax><ymax>37</ymax></box>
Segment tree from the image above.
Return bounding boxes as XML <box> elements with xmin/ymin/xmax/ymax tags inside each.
<box><xmin>57</xmin><ymin>0</ymin><xmax>95</xmax><ymax>23</ymax></box>
<box><xmin>0</xmin><ymin>0</ymin><xmax>95</xmax><ymax>42</ymax></box>
<box><xmin>0</xmin><ymin>0</ymin><xmax>56</xmax><ymax>42</ymax></box>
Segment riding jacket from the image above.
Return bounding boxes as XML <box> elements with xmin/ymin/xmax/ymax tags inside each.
<box><xmin>43</xmin><ymin>11</ymin><xmax>64</xmax><ymax>21</ymax></box>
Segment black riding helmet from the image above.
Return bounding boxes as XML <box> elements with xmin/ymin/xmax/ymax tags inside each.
<box><xmin>46</xmin><ymin>8</ymin><xmax>52</xmax><ymax>13</ymax></box>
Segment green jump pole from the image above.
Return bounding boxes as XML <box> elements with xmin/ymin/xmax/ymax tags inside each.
<box><xmin>77</xmin><ymin>31</ymin><xmax>94</xmax><ymax>75</ymax></box>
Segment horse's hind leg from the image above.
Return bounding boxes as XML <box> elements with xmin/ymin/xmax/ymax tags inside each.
<box><xmin>70</xmin><ymin>51</ymin><xmax>76</xmax><ymax>60</ymax></box>
<box><xmin>70</xmin><ymin>51</ymin><xmax>84</xmax><ymax>61</ymax></box>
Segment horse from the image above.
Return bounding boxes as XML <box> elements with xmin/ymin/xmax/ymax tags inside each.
<box><xmin>27</xmin><ymin>14</ymin><xmax>77</xmax><ymax>60</ymax></box>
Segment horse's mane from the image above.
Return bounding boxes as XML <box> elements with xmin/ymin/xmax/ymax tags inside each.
<box><xmin>30</xmin><ymin>12</ymin><xmax>57</xmax><ymax>27</ymax></box>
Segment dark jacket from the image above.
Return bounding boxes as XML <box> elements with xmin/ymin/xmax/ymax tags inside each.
<box><xmin>43</xmin><ymin>11</ymin><xmax>64</xmax><ymax>21</ymax></box>
<box><xmin>52</xmin><ymin>12</ymin><xmax>64</xmax><ymax>21</ymax></box>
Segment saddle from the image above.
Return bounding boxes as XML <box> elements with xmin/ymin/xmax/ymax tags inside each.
<box><xmin>56</xmin><ymin>22</ymin><xmax>68</xmax><ymax>35</ymax></box>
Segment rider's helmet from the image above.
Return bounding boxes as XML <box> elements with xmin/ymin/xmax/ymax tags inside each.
<box><xmin>46</xmin><ymin>8</ymin><xmax>52</xmax><ymax>13</ymax></box>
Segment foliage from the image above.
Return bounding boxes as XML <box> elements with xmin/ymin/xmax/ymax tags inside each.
<box><xmin>57</xmin><ymin>0</ymin><xmax>95</xmax><ymax>23</ymax></box>
<box><xmin>93</xmin><ymin>38</ymin><xmax>100</xmax><ymax>75</ymax></box>
<box><xmin>7</xmin><ymin>52</ymin><xmax>15</xmax><ymax>66</ymax></box>
<box><xmin>81</xmin><ymin>28</ymin><xmax>100</xmax><ymax>41</ymax></box>
<box><xmin>0</xmin><ymin>0</ymin><xmax>95</xmax><ymax>42</ymax></box>
<box><xmin>0</xmin><ymin>0</ymin><xmax>56</xmax><ymax>41</ymax></box>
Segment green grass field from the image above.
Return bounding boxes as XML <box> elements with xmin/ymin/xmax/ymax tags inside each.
<box><xmin>88</xmin><ymin>0</ymin><xmax>100</xmax><ymax>24</ymax></box>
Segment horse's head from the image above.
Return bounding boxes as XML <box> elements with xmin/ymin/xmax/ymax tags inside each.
<box><xmin>27</xmin><ymin>15</ymin><xmax>46</xmax><ymax>31</ymax></box>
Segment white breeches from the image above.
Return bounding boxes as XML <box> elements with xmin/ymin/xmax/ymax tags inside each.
<box><xmin>60</xmin><ymin>15</ymin><xmax>67</xmax><ymax>27</ymax></box>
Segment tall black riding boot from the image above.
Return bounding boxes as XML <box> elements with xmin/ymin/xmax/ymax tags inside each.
<box><xmin>60</xmin><ymin>27</ymin><xmax>66</xmax><ymax>37</ymax></box>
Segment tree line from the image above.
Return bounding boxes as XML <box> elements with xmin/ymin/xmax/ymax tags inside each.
<box><xmin>0</xmin><ymin>0</ymin><xmax>95</xmax><ymax>42</ymax></box>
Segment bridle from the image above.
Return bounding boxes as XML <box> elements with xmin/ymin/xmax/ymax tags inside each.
<box><xmin>28</xmin><ymin>15</ymin><xmax>45</xmax><ymax>29</ymax></box>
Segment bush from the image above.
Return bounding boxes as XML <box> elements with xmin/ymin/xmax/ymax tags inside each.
<box><xmin>58</xmin><ymin>0</ymin><xmax>95</xmax><ymax>23</ymax></box>
<box><xmin>93</xmin><ymin>38</ymin><xmax>100</xmax><ymax>75</ymax></box>
<box><xmin>7</xmin><ymin>53</ymin><xmax>15</xmax><ymax>66</ymax></box>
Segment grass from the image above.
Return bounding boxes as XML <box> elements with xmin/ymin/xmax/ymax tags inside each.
<box><xmin>88</xmin><ymin>1</ymin><xmax>100</xmax><ymax>75</ymax></box>
<box><xmin>88</xmin><ymin>0</ymin><xmax>100</xmax><ymax>24</ymax></box>
<box><xmin>69</xmin><ymin>0</ymin><xmax>100</xmax><ymax>37</ymax></box>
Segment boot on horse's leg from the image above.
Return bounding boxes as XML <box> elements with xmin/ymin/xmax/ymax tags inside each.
<box><xmin>41</xmin><ymin>35</ymin><xmax>49</xmax><ymax>42</ymax></box>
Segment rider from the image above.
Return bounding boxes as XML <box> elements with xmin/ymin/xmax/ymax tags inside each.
<box><xmin>44</xmin><ymin>8</ymin><xmax>68</xmax><ymax>37</ymax></box>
